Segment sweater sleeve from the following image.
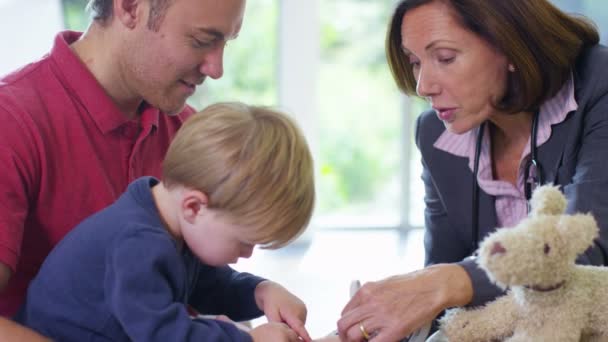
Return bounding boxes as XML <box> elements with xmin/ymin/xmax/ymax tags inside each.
<box><xmin>189</xmin><ymin>264</ymin><xmax>266</xmax><ymax>321</ymax></box>
<box><xmin>105</xmin><ymin>230</ymin><xmax>252</xmax><ymax>342</ymax></box>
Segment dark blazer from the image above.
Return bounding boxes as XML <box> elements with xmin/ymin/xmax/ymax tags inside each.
<box><xmin>415</xmin><ymin>44</ymin><xmax>608</xmax><ymax>306</ymax></box>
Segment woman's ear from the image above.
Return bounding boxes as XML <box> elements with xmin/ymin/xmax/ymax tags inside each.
<box><xmin>181</xmin><ymin>190</ymin><xmax>209</xmax><ymax>224</ymax></box>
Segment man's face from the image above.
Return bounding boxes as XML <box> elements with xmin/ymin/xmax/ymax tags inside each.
<box><xmin>122</xmin><ymin>0</ymin><xmax>246</xmax><ymax>114</ymax></box>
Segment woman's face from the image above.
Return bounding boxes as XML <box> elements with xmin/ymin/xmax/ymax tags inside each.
<box><xmin>401</xmin><ymin>1</ymin><xmax>510</xmax><ymax>134</ymax></box>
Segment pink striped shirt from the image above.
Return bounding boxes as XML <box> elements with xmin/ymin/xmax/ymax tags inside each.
<box><xmin>434</xmin><ymin>76</ymin><xmax>577</xmax><ymax>228</ymax></box>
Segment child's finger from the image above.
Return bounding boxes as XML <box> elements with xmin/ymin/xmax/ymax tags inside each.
<box><xmin>283</xmin><ymin>315</ymin><xmax>312</xmax><ymax>342</ymax></box>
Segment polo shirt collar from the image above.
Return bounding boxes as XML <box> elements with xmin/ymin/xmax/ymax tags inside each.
<box><xmin>49</xmin><ymin>31</ymin><xmax>160</xmax><ymax>134</ymax></box>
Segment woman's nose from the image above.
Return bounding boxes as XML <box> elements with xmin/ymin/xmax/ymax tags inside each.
<box><xmin>415</xmin><ymin>66</ymin><xmax>440</xmax><ymax>97</ymax></box>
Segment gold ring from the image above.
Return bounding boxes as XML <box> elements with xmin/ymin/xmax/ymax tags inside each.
<box><xmin>359</xmin><ymin>322</ymin><xmax>371</xmax><ymax>340</ymax></box>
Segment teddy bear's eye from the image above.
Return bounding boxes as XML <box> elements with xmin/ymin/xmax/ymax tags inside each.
<box><xmin>544</xmin><ymin>243</ymin><xmax>551</xmax><ymax>255</ymax></box>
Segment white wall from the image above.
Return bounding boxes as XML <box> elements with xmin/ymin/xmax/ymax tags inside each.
<box><xmin>278</xmin><ymin>0</ymin><xmax>320</xmax><ymax>238</ymax></box>
<box><xmin>0</xmin><ymin>0</ymin><xmax>63</xmax><ymax>76</ymax></box>
<box><xmin>278</xmin><ymin>0</ymin><xmax>319</xmax><ymax>154</ymax></box>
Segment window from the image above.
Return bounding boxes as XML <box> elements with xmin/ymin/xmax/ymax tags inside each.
<box><xmin>189</xmin><ymin>0</ymin><xmax>278</xmax><ymax>109</ymax></box>
<box><xmin>60</xmin><ymin>1</ymin><xmax>608</xmax><ymax>233</ymax></box>
<box><xmin>62</xmin><ymin>0</ymin><xmax>89</xmax><ymax>31</ymax></box>
<box><xmin>552</xmin><ymin>0</ymin><xmax>608</xmax><ymax>43</ymax></box>
<box><xmin>316</xmin><ymin>0</ymin><xmax>404</xmax><ymax>229</ymax></box>
<box><xmin>0</xmin><ymin>1</ymin><xmax>63</xmax><ymax>75</ymax></box>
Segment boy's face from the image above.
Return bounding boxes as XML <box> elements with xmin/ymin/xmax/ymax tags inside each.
<box><xmin>181</xmin><ymin>207</ymin><xmax>256</xmax><ymax>266</ymax></box>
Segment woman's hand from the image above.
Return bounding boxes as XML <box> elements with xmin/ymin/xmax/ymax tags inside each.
<box><xmin>337</xmin><ymin>264</ymin><xmax>472</xmax><ymax>342</ymax></box>
<box><xmin>255</xmin><ymin>280</ymin><xmax>312</xmax><ymax>341</ymax></box>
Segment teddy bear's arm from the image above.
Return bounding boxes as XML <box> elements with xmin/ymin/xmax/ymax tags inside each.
<box><xmin>587</xmin><ymin>274</ymin><xmax>608</xmax><ymax>339</ymax></box>
<box><xmin>440</xmin><ymin>294</ymin><xmax>518</xmax><ymax>342</ymax></box>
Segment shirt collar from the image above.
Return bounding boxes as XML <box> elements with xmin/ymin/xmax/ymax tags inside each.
<box><xmin>434</xmin><ymin>75</ymin><xmax>578</xmax><ymax>170</ymax></box>
<box><xmin>49</xmin><ymin>31</ymin><xmax>160</xmax><ymax>134</ymax></box>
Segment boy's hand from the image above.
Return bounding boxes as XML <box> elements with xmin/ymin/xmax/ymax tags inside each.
<box><xmin>254</xmin><ymin>280</ymin><xmax>312</xmax><ymax>342</ymax></box>
<box><xmin>250</xmin><ymin>322</ymin><xmax>300</xmax><ymax>342</ymax></box>
<box><xmin>212</xmin><ymin>315</ymin><xmax>252</xmax><ymax>332</ymax></box>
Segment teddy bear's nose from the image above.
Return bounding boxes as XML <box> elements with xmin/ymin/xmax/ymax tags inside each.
<box><xmin>490</xmin><ymin>242</ymin><xmax>507</xmax><ymax>256</ymax></box>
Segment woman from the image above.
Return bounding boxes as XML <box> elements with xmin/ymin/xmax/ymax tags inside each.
<box><xmin>337</xmin><ymin>1</ymin><xmax>608</xmax><ymax>341</ymax></box>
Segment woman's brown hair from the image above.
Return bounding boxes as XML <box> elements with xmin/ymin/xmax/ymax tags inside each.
<box><xmin>386</xmin><ymin>0</ymin><xmax>599</xmax><ymax>113</ymax></box>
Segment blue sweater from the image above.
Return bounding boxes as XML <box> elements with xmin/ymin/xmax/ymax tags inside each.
<box><xmin>16</xmin><ymin>177</ymin><xmax>265</xmax><ymax>341</ymax></box>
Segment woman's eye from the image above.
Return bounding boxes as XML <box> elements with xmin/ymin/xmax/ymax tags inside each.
<box><xmin>438</xmin><ymin>56</ymin><xmax>455</xmax><ymax>64</ymax></box>
<box><xmin>408</xmin><ymin>56</ymin><xmax>421</xmax><ymax>67</ymax></box>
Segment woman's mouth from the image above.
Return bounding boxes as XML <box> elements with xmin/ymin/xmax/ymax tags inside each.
<box><xmin>434</xmin><ymin>108</ymin><xmax>457</xmax><ymax>122</ymax></box>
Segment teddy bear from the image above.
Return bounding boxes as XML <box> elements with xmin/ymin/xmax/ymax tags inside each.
<box><xmin>439</xmin><ymin>185</ymin><xmax>608</xmax><ymax>342</ymax></box>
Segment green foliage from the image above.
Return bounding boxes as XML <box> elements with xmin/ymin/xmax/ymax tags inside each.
<box><xmin>189</xmin><ymin>0</ymin><xmax>278</xmax><ymax>110</ymax></box>
<box><xmin>316</xmin><ymin>0</ymin><xmax>403</xmax><ymax>214</ymax></box>
<box><xmin>62</xmin><ymin>0</ymin><xmax>90</xmax><ymax>31</ymax></box>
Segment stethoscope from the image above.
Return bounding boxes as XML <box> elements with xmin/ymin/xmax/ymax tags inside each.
<box><xmin>471</xmin><ymin>112</ymin><xmax>544</xmax><ymax>250</ymax></box>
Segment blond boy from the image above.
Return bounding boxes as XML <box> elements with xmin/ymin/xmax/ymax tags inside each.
<box><xmin>15</xmin><ymin>103</ymin><xmax>315</xmax><ymax>342</ymax></box>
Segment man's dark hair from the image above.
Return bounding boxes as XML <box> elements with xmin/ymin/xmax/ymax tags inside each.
<box><xmin>87</xmin><ymin>0</ymin><xmax>173</xmax><ymax>31</ymax></box>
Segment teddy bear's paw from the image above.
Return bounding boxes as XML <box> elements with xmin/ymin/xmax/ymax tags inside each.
<box><xmin>440</xmin><ymin>309</ymin><xmax>478</xmax><ymax>341</ymax></box>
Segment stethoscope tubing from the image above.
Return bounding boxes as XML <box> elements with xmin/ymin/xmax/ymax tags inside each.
<box><xmin>471</xmin><ymin>112</ymin><xmax>542</xmax><ymax>251</ymax></box>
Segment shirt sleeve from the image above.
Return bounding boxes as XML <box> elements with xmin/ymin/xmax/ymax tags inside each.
<box><xmin>0</xmin><ymin>101</ymin><xmax>40</xmax><ymax>271</ymax></box>
<box><xmin>105</xmin><ymin>230</ymin><xmax>252</xmax><ymax>342</ymax></box>
<box><xmin>189</xmin><ymin>265</ymin><xmax>266</xmax><ymax>321</ymax></box>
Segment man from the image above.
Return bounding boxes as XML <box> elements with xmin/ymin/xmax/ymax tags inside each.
<box><xmin>0</xmin><ymin>0</ymin><xmax>245</xmax><ymax>319</ymax></box>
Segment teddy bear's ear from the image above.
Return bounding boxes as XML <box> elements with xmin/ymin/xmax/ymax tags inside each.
<box><xmin>529</xmin><ymin>184</ymin><xmax>566</xmax><ymax>216</ymax></box>
<box><xmin>557</xmin><ymin>213</ymin><xmax>599</xmax><ymax>256</ymax></box>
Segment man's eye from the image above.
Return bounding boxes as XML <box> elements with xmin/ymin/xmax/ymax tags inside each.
<box><xmin>192</xmin><ymin>38</ymin><xmax>213</xmax><ymax>48</ymax></box>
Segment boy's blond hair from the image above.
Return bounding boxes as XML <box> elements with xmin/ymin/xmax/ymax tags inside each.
<box><xmin>162</xmin><ymin>102</ymin><xmax>315</xmax><ymax>249</ymax></box>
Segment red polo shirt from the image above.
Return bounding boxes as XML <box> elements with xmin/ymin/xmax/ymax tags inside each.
<box><xmin>0</xmin><ymin>31</ymin><xmax>194</xmax><ymax>315</ymax></box>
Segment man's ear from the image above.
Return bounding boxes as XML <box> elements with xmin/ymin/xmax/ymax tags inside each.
<box><xmin>181</xmin><ymin>190</ymin><xmax>209</xmax><ymax>224</ymax></box>
<box><xmin>113</xmin><ymin>0</ymin><xmax>145</xmax><ymax>29</ymax></box>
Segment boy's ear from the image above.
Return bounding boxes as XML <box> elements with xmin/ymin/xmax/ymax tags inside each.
<box><xmin>181</xmin><ymin>190</ymin><xmax>209</xmax><ymax>224</ymax></box>
<box><xmin>113</xmin><ymin>0</ymin><xmax>145</xmax><ymax>29</ymax></box>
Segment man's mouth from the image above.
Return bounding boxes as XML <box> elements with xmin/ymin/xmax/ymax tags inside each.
<box><xmin>180</xmin><ymin>80</ymin><xmax>196</xmax><ymax>90</ymax></box>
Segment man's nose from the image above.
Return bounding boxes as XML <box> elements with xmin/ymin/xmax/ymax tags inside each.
<box><xmin>199</xmin><ymin>45</ymin><xmax>225</xmax><ymax>80</ymax></box>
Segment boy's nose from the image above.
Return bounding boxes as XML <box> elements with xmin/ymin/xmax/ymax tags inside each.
<box><xmin>240</xmin><ymin>245</ymin><xmax>254</xmax><ymax>259</ymax></box>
